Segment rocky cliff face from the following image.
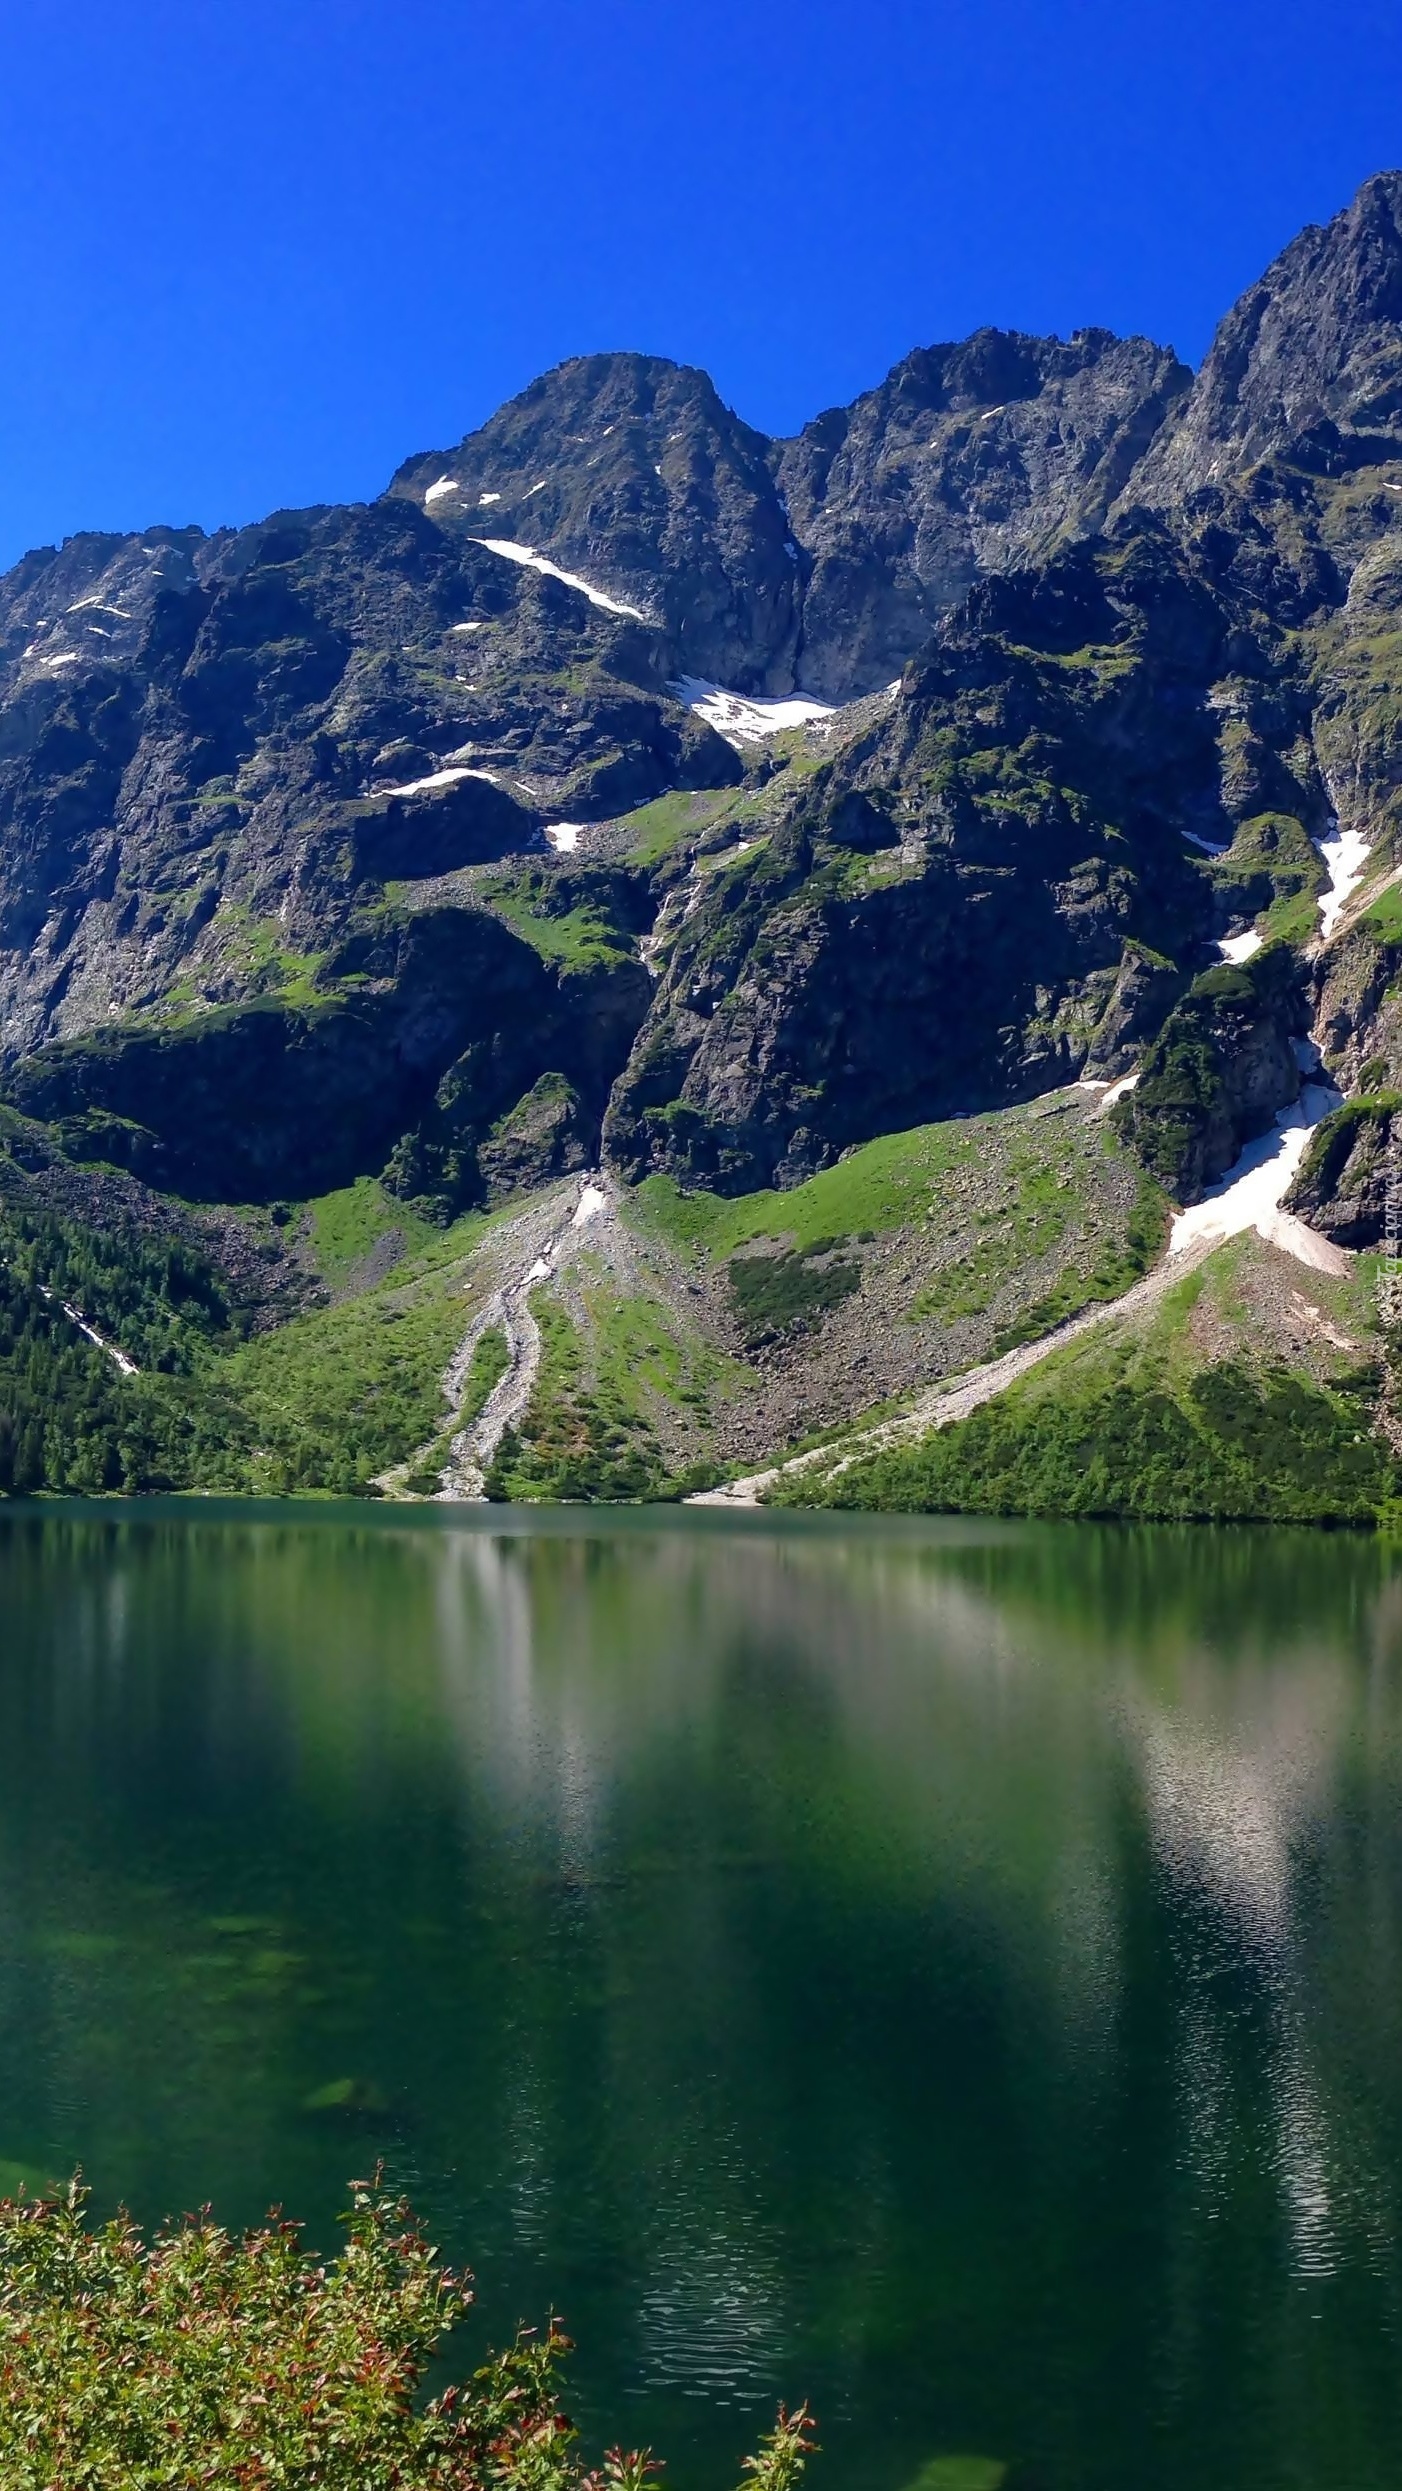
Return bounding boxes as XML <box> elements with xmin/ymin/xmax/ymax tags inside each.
<box><xmin>604</xmin><ymin>519</ymin><xmax>1327</xmax><ymax>1192</ymax></box>
<box><xmin>389</xmin><ymin>329</ymin><xmax>1193</xmax><ymax>705</ymax></box>
<box><xmin>5</xmin><ymin>173</ymin><xmax>1402</xmax><ymax>1227</ymax></box>
<box><xmin>775</xmin><ymin>327</ymin><xmax>1191</xmax><ymax>699</ymax></box>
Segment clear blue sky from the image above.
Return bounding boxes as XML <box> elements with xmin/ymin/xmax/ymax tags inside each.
<box><xmin>2</xmin><ymin>0</ymin><xmax>1400</xmax><ymax>568</ymax></box>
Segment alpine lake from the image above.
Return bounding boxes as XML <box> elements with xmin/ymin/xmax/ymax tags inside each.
<box><xmin>2</xmin><ymin>1500</ymin><xmax>1402</xmax><ymax>2491</ymax></box>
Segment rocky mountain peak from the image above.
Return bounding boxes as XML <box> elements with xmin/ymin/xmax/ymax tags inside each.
<box><xmin>1132</xmin><ymin>170</ymin><xmax>1402</xmax><ymax>506</ymax></box>
<box><xmin>388</xmin><ymin>352</ymin><xmax>800</xmax><ymax>694</ymax></box>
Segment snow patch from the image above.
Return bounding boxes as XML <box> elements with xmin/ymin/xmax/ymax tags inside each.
<box><xmin>527</xmin><ymin>480</ymin><xmax>547</xmax><ymax>495</ymax></box>
<box><xmin>1080</xmin><ymin>1071</ymin><xmax>1138</xmax><ymax>1112</ymax></box>
<box><xmin>424</xmin><ymin>476</ymin><xmax>460</xmax><ymax>504</ymax></box>
<box><xmin>41</xmin><ymin>652</ymin><xmax>81</xmax><ymax>669</ymax></box>
<box><xmin>544</xmin><ymin>823</ymin><xmax>584</xmax><ymax>852</ymax></box>
<box><xmin>525</xmin><ymin>1256</ymin><xmax>552</xmax><ymax>1283</ymax></box>
<box><xmin>1316</xmin><ymin>822</ymin><xmax>1370</xmax><ymax>940</ymax></box>
<box><xmin>450</xmin><ymin>620</ymin><xmax>486</xmax><ymax>633</ymax></box>
<box><xmin>571</xmin><ymin>1183</ymin><xmax>607</xmax><ymax>1229</ymax></box>
<box><xmin>1218</xmin><ymin>929</ymin><xmax>1263</xmax><ymax>963</ymax></box>
<box><xmin>378</xmin><ymin>764</ymin><xmax>499</xmax><ymax>797</ymax></box>
<box><xmin>1183</xmin><ymin>829</ymin><xmax>1228</xmax><ymax>855</ymax></box>
<box><xmin>471</xmin><ymin>537</ymin><xmax>649</xmax><ymax>620</ymax></box>
<box><xmin>1169</xmin><ymin>1083</ymin><xmax>1347</xmax><ymax>1268</ymax></box>
<box><xmin>1095</xmin><ymin>1071</ymin><xmax>1139</xmax><ymax>1114</ymax></box>
<box><xmin>477</xmin><ymin>491</ymin><xmax>501</xmax><ymax>505</ymax></box>
<box><xmin>672</xmin><ymin>675</ymin><xmax>836</xmax><ymax>743</ymax></box>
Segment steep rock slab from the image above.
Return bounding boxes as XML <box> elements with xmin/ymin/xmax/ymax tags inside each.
<box><xmin>776</xmin><ymin>327</ymin><xmax>1191</xmax><ymax>700</ymax></box>
<box><xmin>1133</xmin><ymin>171</ymin><xmax>1402</xmax><ymax>506</ymax></box>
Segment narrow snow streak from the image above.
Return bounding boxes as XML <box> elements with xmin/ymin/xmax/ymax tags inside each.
<box><xmin>1316</xmin><ymin>823</ymin><xmax>1370</xmax><ymax>939</ymax></box>
<box><xmin>471</xmin><ymin>537</ymin><xmax>649</xmax><ymax>619</ymax></box>
<box><xmin>672</xmin><ymin>675</ymin><xmax>836</xmax><ymax>742</ymax></box>
<box><xmin>61</xmin><ymin>1303</ymin><xmax>138</xmax><ymax>1374</ymax></box>
<box><xmin>26</xmin><ymin>1281</ymin><xmax>139</xmax><ymax>1376</ymax></box>
<box><xmin>1169</xmin><ymin>1084</ymin><xmax>1346</xmax><ymax>1268</ymax></box>
<box><xmin>378</xmin><ymin>764</ymin><xmax>499</xmax><ymax>797</ymax></box>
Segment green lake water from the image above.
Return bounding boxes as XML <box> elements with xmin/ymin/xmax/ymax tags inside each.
<box><xmin>1</xmin><ymin>1503</ymin><xmax>1401</xmax><ymax>2488</ymax></box>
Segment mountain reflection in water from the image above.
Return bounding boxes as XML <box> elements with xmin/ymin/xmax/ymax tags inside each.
<box><xmin>0</xmin><ymin>1504</ymin><xmax>1399</xmax><ymax>2491</ymax></box>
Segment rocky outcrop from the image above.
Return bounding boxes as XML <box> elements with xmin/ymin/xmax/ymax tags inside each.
<box><xmin>1113</xmin><ymin>947</ymin><xmax>1308</xmax><ymax>1201</ymax></box>
<box><xmin>6</xmin><ymin>905</ymin><xmax>649</xmax><ymax>1203</ymax></box>
<box><xmin>1284</xmin><ymin>1092</ymin><xmax>1400</xmax><ymax>1246</ymax></box>
<box><xmin>1133</xmin><ymin>172</ymin><xmax>1402</xmax><ymax>506</ymax></box>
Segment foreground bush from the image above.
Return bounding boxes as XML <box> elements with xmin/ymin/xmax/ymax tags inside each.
<box><xmin>0</xmin><ymin>2174</ymin><xmax>815</xmax><ymax>2490</ymax></box>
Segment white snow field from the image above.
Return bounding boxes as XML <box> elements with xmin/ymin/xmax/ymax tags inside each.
<box><xmin>571</xmin><ymin>1182</ymin><xmax>607</xmax><ymax>1229</ymax></box>
<box><xmin>1219</xmin><ymin>930</ymin><xmax>1263</xmax><ymax>963</ymax></box>
<box><xmin>672</xmin><ymin>675</ymin><xmax>836</xmax><ymax>742</ymax></box>
<box><xmin>470</xmin><ymin>538</ymin><xmax>648</xmax><ymax>620</ymax></box>
<box><xmin>1316</xmin><ymin>822</ymin><xmax>1371</xmax><ymax>939</ymax></box>
<box><xmin>544</xmin><ymin>823</ymin><xmax>584</xmax><ymax>852</ymax></box>
<box><xmin>1169</xmin><ymin>1083</ymin><xmax>1347</xmax><ymax>1271</ymax></box>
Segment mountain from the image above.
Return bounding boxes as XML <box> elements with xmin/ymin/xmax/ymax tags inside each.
<box><xmin>775</xmin><ymin>327</ymin><xmax>1190</xmax><ymax>698</ymax></box>
<box><xmin>1133</xmin><ymin>171</ymin><xmax>1402</xmax><ymax>507</ymax></box>
<box><xmin>5</xmin><ymin>171</ymin><xmax>1402</xmax><ymax>1513</ymax></box>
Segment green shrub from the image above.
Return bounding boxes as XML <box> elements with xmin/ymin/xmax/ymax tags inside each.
<box><xmin>728</xmin><ymin>1245</ymin><xmax>861</xmax><ymax>1345</ymax></box>
<box><xmin>788</xmin><ymin>1359</ymin><xmax>1393</xmax><ymax>1524</ymax></box>
<box><xmin>0</xmin><ymin>2173</ymin><xmax>815</xmax><ymax>2490</ymax></box>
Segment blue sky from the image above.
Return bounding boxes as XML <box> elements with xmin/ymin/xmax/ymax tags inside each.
<box><xmin>1</xmin><ymin>0</ymin><xmax>1400</xmax><ymax>567</ymax></box>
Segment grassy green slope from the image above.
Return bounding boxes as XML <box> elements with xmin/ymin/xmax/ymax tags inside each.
<box><xmin>629</xmin><ymin>1096</ymin><xmax>1167</xmax><ymax>1364</ymax></box>
<box><xmin>11</xmin><ymin>1094</ymin><xmax>1387</xmax><ymax>1524</ymax></box>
